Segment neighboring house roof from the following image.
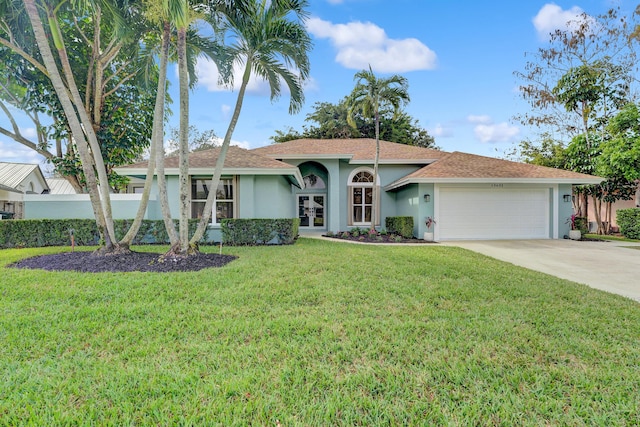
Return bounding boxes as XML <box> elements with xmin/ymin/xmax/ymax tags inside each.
<box><xmin>116</xmin><ymin>146</ymin><xmax>304</xmax><ymax>186</ymax></box>
<box><xmin>46</xmin><ymin>178</ymin><xmax>79</xmax><ymax>194</ymax></box>
<box><xmin>385</xmin><ymin>151</ymin><xmax>604</xmax><ymax>190</ymax></box>
<box><xmin>0</xmin><ymin>183</ymin><xmax>20</xmax><ymax>194</ymax></box>
<box><xmin>0</xmin><ymin>162</ymin><xmax>49</xmax><ymax>193</ymax></box>
<box><xmin>253</xmin><ymin>138</ymin><xmax>445</xmax><ymax>164</ymax></box>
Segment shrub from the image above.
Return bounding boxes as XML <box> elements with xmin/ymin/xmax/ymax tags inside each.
<box><xmin>385</xmin><ymin>216</ymin><xmax>414</xmax><ymax>238</ymax></box>
<box><xmin>574</xmin><ymin>216</ymin><xmax>589</xmax><ymax>234</ymax></box>
<box><xmin>221</xmin><ymin>218</ymin><xmax>299</xmax><ymax>246</ymax></box>
<box><xmin>0</xmin><ymin>219</ymin><xmax>208</xmax><ymax>249</ymax></box>
<box><xmin>617</xmin><ymin>208</ymin><xmax>640</xmax><ymax>239</ymax></box>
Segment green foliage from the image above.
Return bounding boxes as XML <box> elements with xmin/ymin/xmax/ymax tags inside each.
<box><xmin>0</xmin><ymin>219</ymin><xmax>208</xmax><ymax>248</ymax></box>
<box><xmin>221</xmin><ymin>218</ymin><xmax>299</xmax><ymax>246</ymax></box>
<box><xmin>507</xmin><ymin>133</ymin><xmax>567</xmax><ymax>168</ymax></box>
<box><xmin>271</xmin><ymin>97</ymin><xmax>436</xmax><ymax>148</ymax></box>
<box><xmin>574</xmin><ymin>216</ymin><xmax>589</xmax><ymax>234</ymax></box>
<box><xmin>165</xmin><ymin>125</ymin><xmax>218</xmax><ymax>155</ymax></box>
<box><xmin>0</xmin><ymin>5</ymin><xmax>158</xmax><ymax>189</ymax></box>
<box><xmin>514</xmin><ymin>7</ymin><xmax>637</xmax><ymax>138</ymax></box>
<box><xmin>385</xmin><ymin>216</ymin><xmax>414</xmax><ymax>238</ymax></box>
<box><xmin>349</xmin><ymin>227</ymin><xmax>363</xmax><ymax>237</ymax></box>
<box><xmin>599</xmin><ymin>103</ymin><xmax>640</xmax><ymax>182</ymax></box>
<box><xmin>617</xmin><ymin>208</ymin><xmax>640</xmax><ymax>239</ymax></box>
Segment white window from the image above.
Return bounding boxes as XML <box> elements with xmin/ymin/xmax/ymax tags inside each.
<box><xmin>348</xmin><ymin>168</ymin><xmax>378</xmax><ymax>226</ymax></box>
<box><xmin>191</xmin><ymin>177</ymin><xmax>236</xmax><ymax>224</ymax></box>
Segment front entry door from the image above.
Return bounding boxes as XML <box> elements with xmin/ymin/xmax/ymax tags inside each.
<box><xmin>298</xmin><ymin>195</ymin><xmax>325</xmax><ymax>228</ymax></box>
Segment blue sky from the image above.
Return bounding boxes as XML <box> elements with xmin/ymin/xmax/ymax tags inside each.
<box><xmin>1</xmin><ymin>0</ymin><xmax>636</xmax><ymax>166</ymax></box>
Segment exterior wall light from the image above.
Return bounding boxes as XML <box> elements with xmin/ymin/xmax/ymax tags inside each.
<box><xmin>424</xmin><ymin>194</ymin><xmax>431</xmax><ymax>203</ymax></box>
<box><xmin>563</xmin><ymin>194</ymin><xmax>572</xmax><ymax>203</ymax></box>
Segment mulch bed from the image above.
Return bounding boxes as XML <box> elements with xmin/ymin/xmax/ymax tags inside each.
<box><xmin>10</xmin><ymin>251</ymin><xmax>237</xmax><ymax>273</ymax></box>
<box><xmin>324</xmin><ymin>233</ymin><xmax>435</xmax><ymax>244</ymax></box>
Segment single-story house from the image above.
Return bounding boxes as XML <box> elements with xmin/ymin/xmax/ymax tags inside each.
<box><xmin>25</xmin><ymin>138</ymin><xmax>602</xmax><ymax>241</ymax></box>
<box><xmin>0</xmin><ymin>162</ymin><xmax>49</xmax><ymax>219</ymax></box>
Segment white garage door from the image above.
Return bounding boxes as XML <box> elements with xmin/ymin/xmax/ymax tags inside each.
<box><xmin>439</xmin><ymin>187</ymin><xmax>549</xmax><ymax>240</ymax></box>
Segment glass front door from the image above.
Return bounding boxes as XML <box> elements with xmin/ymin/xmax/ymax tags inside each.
<box><xmin>298</xmin><ymin>195</ymin><xmax>325</xmax><ymax>228</ymax></box>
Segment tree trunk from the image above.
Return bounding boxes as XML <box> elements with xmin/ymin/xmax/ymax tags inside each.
<box><xmin>371</xmin><ymin>109</ymin><xmax>380</xmax><ymax>230</ymax></box>
<box><xmin>23</xmin><ymin>0</ymin><xmax>114</xmax><ymax>250</ymax></box>
<box><xmin>44</xmin><ymin>3</ymin><xmax>118</xmax><ymax>249</ymax></box>
<box><xmin>592</xmin><ymin>194</ymin><xmax>603</xmax><ymax>235</ymax></box>
<box><xmin>155</xmin><ymin>27</ymin><xmax>179</xmax><ymax>247</ymax></box>
<box><xmin>120</xmin><ymin>20</ymin><xmax>173</xmax><ymax>247</ymax></box>
<box><xmin>177</xmin><ymin>25</ymin><xmax>191</xmax><ymax>254</ymax></box>
<box><xmin>190</xmin><ymin>60</ymin><xmax>252</xmax><ymax>245</ymax></box>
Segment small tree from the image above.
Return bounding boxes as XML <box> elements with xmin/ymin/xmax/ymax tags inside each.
<box><xmin>346</xmin><ymin>66</ymin><xmax>410</xmax><ymax>230</ymax></box>
<box><xmin>188</xmin><ymin>0</ymin><xmax>312</xmax><ymax>246</ymax></box>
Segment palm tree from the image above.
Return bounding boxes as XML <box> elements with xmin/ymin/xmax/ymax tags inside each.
<box><xmin>189</xmin><ymin>0</ymin><xmax>312</xmax><ymax>245</ymax></box>
<box><xmin>129</xmin><ymin>0</ymin><xmax>230</xmax><ymax>256</ymax></box>
<box><xmin>347</xmin><ymin>66</ymin><xmax>410</xmax><ymax>230</ymax></box>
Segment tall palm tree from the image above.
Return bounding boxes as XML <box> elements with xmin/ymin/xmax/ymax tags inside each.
<box><xmin>347</xmin><ymin>66</ymin><xmax>409</xmax><ymax>230</ymax></box>
<box><xmin>189</xmin><ymin>0</ymin><xmax>312</xmax><ymax>245</ymax></box>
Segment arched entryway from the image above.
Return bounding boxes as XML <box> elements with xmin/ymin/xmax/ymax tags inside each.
<box><xmin>296</xmin><ymin>162</ymin><xmax>328</xmax><ymax>230</ymax></box>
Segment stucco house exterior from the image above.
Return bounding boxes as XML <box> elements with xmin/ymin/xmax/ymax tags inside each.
<box><xmin>25</xmin><ymin>138</ymin><xmax>602</xmax><ymax>241</ymax></box>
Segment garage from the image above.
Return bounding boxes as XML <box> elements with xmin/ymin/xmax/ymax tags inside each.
<box><xmin>438</xmin><ymin>186</ymin><xmax>550</xmax><ymax>240</ymax></box>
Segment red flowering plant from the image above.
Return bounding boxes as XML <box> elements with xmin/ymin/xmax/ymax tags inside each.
<box><xmin>425</xmin><ymin>216</ymin><xmax>436</xmax><ymax>231</ymax></box>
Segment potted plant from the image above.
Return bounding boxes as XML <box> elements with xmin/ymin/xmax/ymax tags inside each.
<box><xmin>424</xmin><ymin>217</ymin><xmax>436</xmax><ymax>241</ymax></box>
<box><xmin>567</xmin><ymin>214</ymin><xmax>581</xmax><ymax>240</ymax></box>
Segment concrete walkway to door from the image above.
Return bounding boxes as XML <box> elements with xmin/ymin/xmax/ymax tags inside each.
<box><xmin>440</xmin><ymin>239</ymin><xmax>640</xmax><ymax>303</ymax></box>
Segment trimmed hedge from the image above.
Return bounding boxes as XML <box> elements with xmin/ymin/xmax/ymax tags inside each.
<box><xmin>0</xmin><ymin>219</ymin><xmax>208</xmax><ymax>249</ymax></box>
<box><xmin>221</xmin><ymin>218</ymin><xmax>299</xmax><ymax>246</ymax></box>
<box><xmin>617</xmin><ymin>208</ymin><xmax>640</xmax><ymax>239</ymax></box>
<box><xmin>385</xmin><ymin>216</ymin><xmax>414</xmax><ymax>238</ymax></box>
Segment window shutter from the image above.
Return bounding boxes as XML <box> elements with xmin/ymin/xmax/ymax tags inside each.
<box><xmin>347</xmin><ymin>187</ymin><xmax>353</xmax><ymax>226</ymax></box>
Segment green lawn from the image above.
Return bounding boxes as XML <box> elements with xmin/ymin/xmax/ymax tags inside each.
<box><xmin>1</xmin><ymin>239</ymin><xmax>638</xmax><ymax>425</ymax></box>
<box><xmin>584</xmin><ymin>233</ymin><xmax>640</xmax><ymax>243</ymax></box>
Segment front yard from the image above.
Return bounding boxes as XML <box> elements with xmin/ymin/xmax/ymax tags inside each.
<box><xmin>1</xmin><ymin>239</ymin><xmax>638</xmax><ymax>425</ymax></box>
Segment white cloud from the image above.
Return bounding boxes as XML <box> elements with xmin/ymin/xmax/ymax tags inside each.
<box><xmin>196</xmin><ymin>59</ymin><xmax>271</xmax><ymax>95</ymax></box>
<box><xmin>0</xmin><ymin>140</ymin><xmax>42</xmax><ymax>163</ymax></box>
<box><xmin>467</xmin><ymin>115</ymin><xmax>492</xmax><ymax>125</ymax></box>
<box><xmin>533</xmin><ymin>4</ymin><xmax>586</xmax><ymax>40</ymax></box>
<box><xmin>431</xmin><ymin>123</ymin><xmax>454</xmax><ymax>138</ymax></box>
<box><xmin>20</xmin><ymin>127</ymin><xmax>38</xmax><ymax>139</ymax></box>
<box><xmin>221</xmin><ymin>104</ymin><xmax>231</xmax><ymax>120</ymax></box>
<box><xmin>473</xmin><ymin>122</ymin><xmax>520</xmax><ymax>144</ymax></box>
<box><xmin>327</xmin><ymin>0</ymin><xmax>344</xmax><ymax>4</ymax></box>
<box><xmin>306</xmin><ymin>17</ymin><xmax>437</xmax><ymax>73</ymax></box>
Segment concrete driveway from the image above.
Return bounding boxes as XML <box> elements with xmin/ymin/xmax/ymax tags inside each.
<box><xmin>441</xmin><ymin>239</ymin><xmax>640</xmax><ymax>302</ymax></box>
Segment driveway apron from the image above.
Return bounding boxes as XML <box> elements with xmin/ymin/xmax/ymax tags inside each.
<box><xmin>441</xmin><ymin>239</ymin><xmax>640</xmax><ymax>303</ymax></box>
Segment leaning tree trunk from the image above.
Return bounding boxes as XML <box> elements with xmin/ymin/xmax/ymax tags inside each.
<box><xmin>119</xmin><ymin>20</ymin><xmax>172</xmax><ymax>247</ymax></box>
<box><xmin>190</xmin><ymin>60</ymin><xmax>252</xmax><ymax>245</ymax></box>
<box><xmin>48</xmin><ymin>12</ymin><xmax>119</xmax><ymax>250</ymax></box>
<box><xmin>23</xmin><ymin>0</ymin><xmax>113</xmax><ymax>249</ymax></box>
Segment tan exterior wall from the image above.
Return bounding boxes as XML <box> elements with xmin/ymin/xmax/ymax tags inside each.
<box><xmin>587</xmin><ymin>197</ymin><xmax>638</xmax><ymax>230</ymax></box>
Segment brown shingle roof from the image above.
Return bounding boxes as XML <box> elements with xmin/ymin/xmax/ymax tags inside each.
<box><xmin>386</xmin><ymin>151</ymin><xmax>602</xmax><ymax>189</ymax></box>
<box><xmin>253</xmin><ymin>138</ymin><xmax>446</xmax><ymax>163</ymax></box>
<box><xmin>123</xmin><ymin>146</ymin><xmax>296</xmax><ymax>171</ymax></box>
